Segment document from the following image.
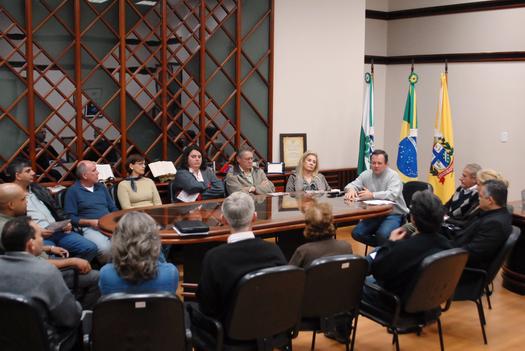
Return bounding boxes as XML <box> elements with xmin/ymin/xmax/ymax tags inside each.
<box><xmin>46</xmin><ymin>219</ymin><xmax>71</xmax><ymax>232</ymax></box>
<box><xmin>148</xmin><ymin>161</ymin><xmax>177</xmax><ymax>178</ymax></box>
<box><xmin>96</xmin><ymin>164</ymin><xmax>115</xmax><ymax>181</ymax></box>
<box><xmin>176</xmin><ymin>190</ymin><xmax>199</xmax><ymax>203</ymax></box>
<box><xmin>363</xmin><ymin>199</ymin><xmax>395</xmax><ymax>206</ymax></box>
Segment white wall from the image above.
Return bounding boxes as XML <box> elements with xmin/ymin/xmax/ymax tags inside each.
<box><xmin>273</xmin><ymin>0</ymin><xmax>366</xmax><ymax>169</ymax></box>
<box><xmin>365</xmin><ymin>1</ymin><xmax>525</xmax><ymax>199</ymax></box>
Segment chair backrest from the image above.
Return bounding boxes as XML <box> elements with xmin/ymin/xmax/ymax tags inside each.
<box><xmin>169</xmin><ymin>180</ymin><xmax>177</xmax><ymax>203</ymax></box>
<box><xmin>91</xmin><ymin>293</ymin><xmax>188</xmax><ymax>351</ymax></box>
<box><xmin>56</xmin><ymin>188</ymin><xmax>68</xmax><ymax>210</ymax></box>
<box><xmin>404</xmin><ymin>248</ymin><xmax>468</xmax><ymax>313</ymax></box>
<box><xmin>302</xmin><ymin>254</ymin><xmax>368</xmax><ymax>318</ymax></box>
<box><xmin>484</xmin><ymin>226</ymin><xmax>521</xmax><ymax>285</ymax></box>
<box><xmin>402</xmin><ymin>181</ymin><xmax>433</xmax><ymax>208</ymax></box>
<box><xmin>225</xmin><ymin>265</ymin><xmax>305</xmax><ymax>341</ymax></box>
<box><xmin>108</xmin><ymin>184</ymin><xmax>121</xmax><ymax>210</ymax></box>
<box><xmin>0</xmin><ymin>292</ymin><xmax>49</xmax><ymax>351</ymax></box>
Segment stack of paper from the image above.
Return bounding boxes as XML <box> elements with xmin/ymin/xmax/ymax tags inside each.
<box><xmin>148</xmin><ymin>161</ymin><xmax>177</xmax><ymax>178</ymax></box>
<box><xmin>96</xmin><ymin>164</ymin><xmax>115</xmax><ymax>181</ymax></box>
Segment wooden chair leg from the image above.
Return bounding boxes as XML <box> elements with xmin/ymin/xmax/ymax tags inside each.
<box><xmin>310</xmin><ymin>330</ymin><xmax>316</xmax><ymax>351</ymax></box>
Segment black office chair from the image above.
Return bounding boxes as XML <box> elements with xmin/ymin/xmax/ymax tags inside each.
<box><xmin>55</xmin><ymin>188</ymin><xmax>68</xmax><ymax>210</ymax></box>
<box><xmin>402</xmin><ymin>181</ymin><xmax>433</xmax><ymax>208</ymax></box>
<box><xmin>0</xmin><ymin>292</ymin><xmax>77</xmax><ymax>351</ymax></box>
<box><xmin>360</xmin><ymin>248</ymin><xmax>469</xmax><ymax>351</ymax></box>
<box><xmin>453</xmin><ymin>226</ymin><xmax>521</xmax><ymax>344</ymax></box>
<box><xmin>107</xmin><ymin>184</ymin><xmax>121</xmax><ymax>210</ymax></box>
<box><xmin>84</xmin><ymin>293</ymin><xmax>191</xmax><ymax>351</ymax></box>
<box><xmin>188</xmin><ymin>265</ymin><xmax>305</xmax><ymax>351</ymax></box>
<box><xmin>299</xmin><ymin>255</ymin><xmax>368</xmax><ymax>351</ymax></box>
<box><xmin>169</xmin><ymin>180</ymin><xmax>177</xmax><ymax>203</ymax></box>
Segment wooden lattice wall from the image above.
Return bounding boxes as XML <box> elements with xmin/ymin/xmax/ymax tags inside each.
<box><xmin>0</xmin><ymin>0</ymin><xmax>273</xmax><ymax>181</ymax></box>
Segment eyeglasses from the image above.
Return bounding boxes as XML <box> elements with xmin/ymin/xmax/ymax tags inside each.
<box><xmin>135</xmin><ymin>162</ymin><xmax>147</xmax><ymax>166</ymax></box>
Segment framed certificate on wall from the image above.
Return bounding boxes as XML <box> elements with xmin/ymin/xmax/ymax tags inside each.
<box><xmin>279</xmin><ymin>133</ymin><xmax>307</xmax><ymax>170</ymax></box>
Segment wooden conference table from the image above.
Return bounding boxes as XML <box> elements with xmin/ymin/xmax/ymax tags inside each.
<box><xmin>99</xmin><ymin>192</ymin><xmax>392</xmax><ymax>283</ymax></box>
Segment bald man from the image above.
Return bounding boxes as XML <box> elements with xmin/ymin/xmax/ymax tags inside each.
<box><xmin>0</xmin><ymin>183</ymin><xmax>100</xmax><ymax>309</ymax></box>
<box><xmin>63</xmin><ymin>161</ymin><xmax>117</xmax><ymax>263</ymax></box>
<box><xmin>0</xmin><ymin>183</ymin><xmax>28</xmax><ymax>251</ymax></box>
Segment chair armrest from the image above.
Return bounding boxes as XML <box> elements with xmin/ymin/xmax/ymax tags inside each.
<box><xmin>186</xmin><ymin>303</ymin><xmax>223</xmax><ymax>351</ymax></box>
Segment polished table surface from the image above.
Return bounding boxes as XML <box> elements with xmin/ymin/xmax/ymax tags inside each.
<box><xmin>99</xmin><ymin>192</ymin><xmax>393</xmax><ymax>244</ymax></box>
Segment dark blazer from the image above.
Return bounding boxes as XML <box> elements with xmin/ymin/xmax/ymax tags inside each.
<box><xmin>170</xmin><ymin>167</ymin><xmax>224</xmax><ymax>202</ymax></box>
<box><xmin>30</xmin><ymin>183</ymin><xmax>67</xmax><ymax>221</ymax></box>
<box><xmin>372</xmin><ymin>232</ymin><xmax>453</xmax><ymax>301</ymax></box>
<box><xmin>453</xmin><ymin>207</ymin><xmax>512</xmax><ymax>269</ymax></box>
<box><xmin>197</xmin><ymin>238</ymin><xmax>286</xmax><ymax>321</ymax></box>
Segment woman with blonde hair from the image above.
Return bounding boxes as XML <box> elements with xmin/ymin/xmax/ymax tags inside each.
<box><xmin>286</xmin><ymin>151</ymin><xmax>331</xmax><ymax>192</ymax></box>
<box><xmin>99</xmin><ymin>212</ymin><xmax>179</xmax><ymax>294</ymax></box>
<box><xmin>289</xmin><ymin>202</ymin><xmax>352</xmax><ymax>267</ymax></box>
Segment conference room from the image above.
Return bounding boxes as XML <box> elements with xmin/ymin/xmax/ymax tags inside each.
<box><xmin>1</xmin><ymin>0</ymin><xmax>524</xmax><ymax>350</ymax></box>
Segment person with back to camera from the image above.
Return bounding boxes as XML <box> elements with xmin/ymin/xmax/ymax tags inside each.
<box><xmin>289</xmin><ymin>202</ymin><xmax>352</xmax><ymax>267</ymax></box>
<box><xmin>170</xmin><ymin>145</ymin><xmax>224</xmax><ymax>202</ymax></box>
<box><xmin>364</xmin><ymin>190</ymin><xmax>452</xmax><ymax>306</ymax></box>
<box><xmin>117</xmin><ymin>154</ymin><xmax>162</xmax><ymax>209</ymax></box>
<box><xmin>98</xmin><ymin>211</ymin><xmax>179</xmax><ymax>295</ymax></box>
<box><xmin>286</xmin><ymin>151</ymin><xmax>331</xmax><ymax>193</ymax></box>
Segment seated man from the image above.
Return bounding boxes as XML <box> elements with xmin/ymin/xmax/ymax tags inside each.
<box><xmin>64</xmin><ymin>160</ymin><xmax>117</xmax><ymax>263</ymax></box>
<box><xmin>444</xmin><ymin>163</ymin><xmax>482</xmax><ymax>229</ymax></box>
<box><xmin>6</xmin><ymin>158</ymin><xmax>97</xmax><ymax>261</ymax></box>
<box><xmin>196</xmin><ymin>191</ymin><xmax>286</xmax><ymax>321</ymax></box>
<box><xmin>453</xmin><ymin>179</ymin><xmax>512</xmax><ymax>270</ymax></box>
<box><xmin>0</xmin><ymin>183</ymin><xmax>100</xmax><ymax>309</ymax></box>
<box><xmin>0</xmin><ymin>216</ymin><xmax>81</xmax><ymax>351</ymax></box>
<box><xmin>364</xmin><ymin>190</ymin><xmax>452</xmax><ymax>303</ymax></box>
<box><xmin>225</xmin><ymin>148</ymin><xmax>275</xmax><ymax>195</ymax></box>
<box><xmin>344</xmin><ymin>149</ymin><xmax>409</xmax><ymax>246</ymax></box>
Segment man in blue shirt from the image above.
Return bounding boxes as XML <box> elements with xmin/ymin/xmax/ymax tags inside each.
<box><xmin>64</xmin><ymin>161</ymin><xmax>117</xmax><ymax>263</ymax></box>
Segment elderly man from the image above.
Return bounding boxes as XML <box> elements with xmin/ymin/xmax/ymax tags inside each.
<box><xmin>444</xmin><ymin>163</ymin><xmax>482</xmax><ymax>229</ymax></box>
<box><xmin>225</xmin><ymin>148</ymin><xmax>275</xmax><ymax>195</ymax></box>
<box><xmin>453</xmin><ymin>179</ymin><xmax>512</xmax><ymax>269</ymax></box>
<box><xmin>64</xmin><ymin>160</ymin><xmax>117</xmax><ymax>262</ymax></box>
<box><xmin>0</xmin><ymin>216</ymin><xmax>81</xmax><ymax>350</ymax></box>
<box><xmin>0</xmin><ymin>183</ymin><xmax>100</xmax><ymax>309</ymax></box>
<box><xmin>6</xmin><ymin>158</ymin><xmax>97</xmax><ymax>261</ymax></box>
<box><xmin>344</xmin><ymin>149</ymin><xmax>409</xmax><ymax>246</ymax></box>
<box><xmin>196</xmin><ymin>191</ymin><xmax>286</xmax><ymax>321</ymax></box>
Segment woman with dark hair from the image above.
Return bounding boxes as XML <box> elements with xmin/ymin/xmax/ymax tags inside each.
<box><xmin>117</xmin><ymin>154</ymin><xmax>162</xmax><ymax>209</ymax></box>
<box><xmin>289</xmin><ymin>202</ymin><xmax>353</xmax><ymax>267</ymax></box>
<box><xmin>99</xmin><ymin>212</ymin><xmax>179</xmax><ymax>294</ymax></box>
<box><xmin>170</xmin><ymin>145</ymin><xmax>224</xmax><ymax>202</ymax></box>
<box><xmin>286</xmin><ymin>151</ymin><xmax>331</xmax><ymax>192</ymax></box>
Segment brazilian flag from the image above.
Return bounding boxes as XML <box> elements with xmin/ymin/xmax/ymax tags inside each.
<box><xmin>397</xmin><ymin>72</ymin><xmax>418</xmax><ymax>181</ymax></box>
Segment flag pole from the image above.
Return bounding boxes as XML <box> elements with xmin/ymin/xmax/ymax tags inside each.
<box><xmin>445</xmin><ymin>59</ymin><xmax>448</xmax><ymax>74</ymax></box>
<box><xmin>411</xmin><ymin>59</ymin><xmax>414</xmax><ymax>73</ymax></box>
<box><xmin>371</xmin><ymin>58</ymin><xmax>374</xmax><ymax>75</ymax></box>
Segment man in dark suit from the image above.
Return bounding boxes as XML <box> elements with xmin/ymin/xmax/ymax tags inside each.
<box><xmin>196</xmin><ymin>191</ymin><xmax>286</xmax><ymax>321</ymax></box>
<box><xmin>453</xmin><ymin>179</ymin><xmax>512</xmax><ymax>269</ymax></box>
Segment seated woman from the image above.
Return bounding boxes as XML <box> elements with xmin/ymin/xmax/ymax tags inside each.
<box><xmin>170</xmin><ymin>145</ymin><xmax>224</xmax><ymax>202</ymax></box>
<box><xmin>117</xmin><ymin>154</ymin><xmax>162</xmax><ymax>209</ymax></box>
<box><xmin>285</xmin><ymin>151</ymin><xmax>331</xmax><ymax>192</ymax></box>
<box><xmin>289</xmin><ymin>202</ymin><xmax>353</xmax><ymax>267</ymax></box>
<box><xmin>99</xmin><ymin>212</ymin><xmax>179</xmax><ymax>295</ymax></box>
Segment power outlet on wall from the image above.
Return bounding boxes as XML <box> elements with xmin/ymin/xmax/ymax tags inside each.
<box><xmin>500</xmin><ymin>131</ymin><xmax>509</xmax><ymax>143</ymax></box>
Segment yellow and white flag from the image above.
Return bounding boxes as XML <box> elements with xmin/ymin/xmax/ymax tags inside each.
<box><xmin>429</xmin><ymin>73</ymin><xmax>455</xmax><ymax>203</ymax></box>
